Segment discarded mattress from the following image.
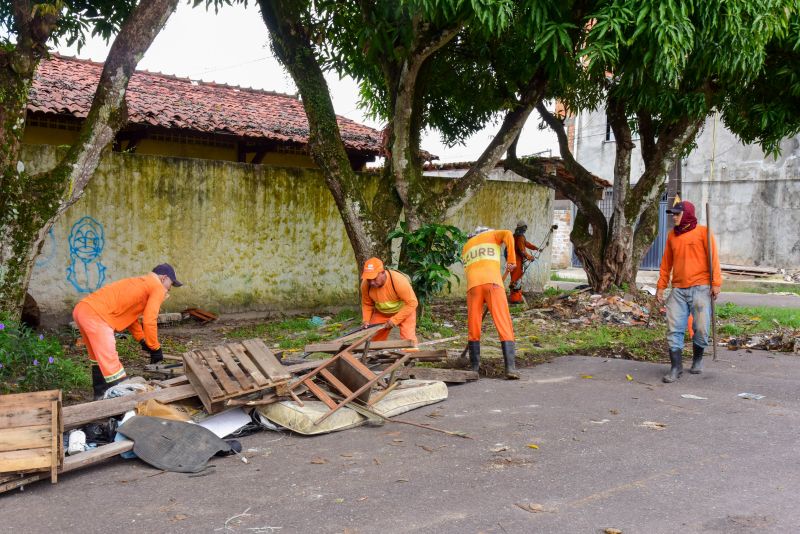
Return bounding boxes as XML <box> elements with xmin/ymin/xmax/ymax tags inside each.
<box><xmin>257</xmin><ymin>379</ymin><xmax>448</xmax><ymax>435</ymax></box>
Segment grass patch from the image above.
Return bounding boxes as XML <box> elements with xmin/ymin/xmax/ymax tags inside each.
<box><xmin>726</xmin><ymin>285</ymin><xmax>800</xmax><ymax>296</ymax></box>
<box><xmin>716</xmin><ymin>302</ymin><xmax>800</xmax><ymax>333</ymax></box>
<box><xmin>520</xmin><ymin>324</ymin><xmax>667</xmax><ymax>362</ymax></box>
<box><xmin>550</xmin><ymin>272</ymin><xmax>586</xmax><ymax>283</ymax></box>
<box><xmin>417</xmin><ymin>312</ymin><xmax>456</xmax><ymax>338</ymax></box>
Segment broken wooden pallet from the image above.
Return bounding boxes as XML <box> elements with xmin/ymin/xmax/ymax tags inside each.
<box><xmin>0</xmin><ymin>390</ymin><xmax>63</xmax><ymax>484</ymax></box>
<box><xmin>183</xmin><ymin>339</ymin><xmax>292</xmax><ymax>413</ymax></box>
<box><xmin>396</xmin><ymin>367</ymin><xmax>479</xmax><ymax>383</ymax></box>
<box><xmin>304</xmin><ymin>339</ymin><xmax>414</xmax><ymax>353</ymax></box>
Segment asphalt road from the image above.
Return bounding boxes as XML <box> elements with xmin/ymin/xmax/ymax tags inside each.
<box><xmin>3</xmin><ymin>348</ymin><xmax>799</xmax><ymax>533</ymax></box>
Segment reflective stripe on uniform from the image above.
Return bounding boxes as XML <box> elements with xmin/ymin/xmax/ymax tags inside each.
<box><xmin>375</xmin><ymin>300</ymin><xmax>403</xmax><ymax>314</ymax></box>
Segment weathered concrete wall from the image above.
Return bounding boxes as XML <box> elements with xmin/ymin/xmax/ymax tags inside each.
<box><xmin>682</xmin><ymin>122</ymin><xmax>800</xmax><ymax>269</ymax></box>
<box><xmin>550</xmin><ymin>202</ymin><xmax>574</xmax><ymax>269</ymax></box>
<box><xmin>23</xmin><ymin>146</ymin><xmax>553</xmax><ymax>322</ymax></box>
<box><xmin>573</xmin><ymin>109</ymin><xmax>646</xmax><ymax>185</ymax></box>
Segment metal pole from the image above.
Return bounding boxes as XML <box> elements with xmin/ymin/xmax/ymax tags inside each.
<box><xmin>706</xmin><ymin>202</ymin><xmax>717</xmax><ymax>361</ymax></box>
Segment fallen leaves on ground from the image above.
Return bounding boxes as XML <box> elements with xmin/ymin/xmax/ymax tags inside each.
<box><xmin>310</xmin><ymin>457</ymin><xmax>328</xmax><ymax>464</ymax></box>
<box><xmin>515</xmin><ymin>503</ymin><xmax>554</xmax><ymax>513</ymax></box>
<box><xmin>639</xmin><ymin>421</ymin><xmax>667</xmax><ymax>430</ymax></box>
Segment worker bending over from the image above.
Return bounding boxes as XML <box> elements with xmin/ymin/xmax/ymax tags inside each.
<box><xmin>509</xmin><ymin>220</ymin><xmax>539</xmax><ymax>304</ymax></box>
<box><xmin>656</xmin><ymin>201</ymin><xmax>721</xmax><ymax>383</ymax></box>
<box><xmin>462</xmin><ymin>226</ymin><xmax>519</xmax><ymax>379</ymax></box>
<box><xmin>73</xmin><ymin>264</ymin><xmax>183</xmax><ymax>399</ymax></box>
<box><xmin>360</xmin><ymin>257</ymin><xmax>418</xmax><ymax>345</ymax></box>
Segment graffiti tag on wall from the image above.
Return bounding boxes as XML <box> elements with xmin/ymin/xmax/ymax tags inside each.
<box><xmin>66</xmin><ymin>216</ymin><xmax>107</xmax><ymax>293</ymax></box>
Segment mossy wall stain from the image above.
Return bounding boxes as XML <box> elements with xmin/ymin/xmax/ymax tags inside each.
<box><xmin>22</xmin><ymin>145</ymin><xmax>552</xmax><ymax>320</ymax></box>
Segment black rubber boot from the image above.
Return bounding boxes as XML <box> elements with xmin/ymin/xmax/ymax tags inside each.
<box><xmin>662</xmin><ymin>348</ymin><xmax>684</xmax><ymax>383</ymax></box>
<box><xmin>91</xmin><ymin>364</ymin><xmax>106</xmax><ymax>400</ymax></box>
<box><xmin>501</xmin><ymin>341</ymin><xmax>520</xmax><ymax>380</ymax></box>
<box><xmin>467</xmin><ymin>341</ymin><xmax>481</xmax><ymax>373</ymax></box>
<box><xmin>689</xmin><ymin>344</ymin><xmax>704</xmax><ymax>374</ymax></box>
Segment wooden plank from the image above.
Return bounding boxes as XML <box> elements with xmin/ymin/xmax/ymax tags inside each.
<box><xmin>0</xmin><ymin>448</ymin><xmax>52</xmax><ymax>473</ymax></box>
<box><xmin>340</xmin><ymin>352</ymin><xmax>377</xmax><ymax>380</ymax></box>
<box><xmin>396</xmin><ymin>367</ymin><xmax>479</xmax><ymax>383</ymax></box>
<box><xmin>0</xmin><ymin>390</ymin><xmax>59</xmax><ymax>407</ymax></box>
<box><xmin>0</xmin><ymin>473</ymin><xmax>47</xmax><ymax>494</ymax></box>
<box><xmin>62</xmin><ymin>440</ymin><xmax>133</xmax><ymax>473</ymax></box>
<box><xmin>303</xmin><ymin>379</ymin><xmax>338</xmax><ymax>410</ymax></box>
<box><xmin>50</xmin><ymin>400</ymin><xmax>58</xmax><ymax>483</ymax></box>
<box><xmin>304</xmin><ymin>339</ymin><xmax>414</xmax><ymax>353</ymax></box>
<box><xmin>201</xmin><ymin>349</ymin><xmax>239</xmax><ymax>395</ymax></box>
<box><xmin>183</xmin><ymin>351</ymin><xmax>224</xmax><ymax>398</ymax></box>
<box><xmin>319</xmin><ymin>368</ymin><xmax>353</xmax><ymax>397</ymax></box>
<box><xmin>241</xmin><ymin>339</ymin><xmax>291</xmax><ymax>381</ymax></box>
<box><xmin>64</xmin><ymin>384</ymin><xmax>197</xmax><ymax>430</ymax></box>
<box><xmin>328</xmin><ymin>324</ymin><xmax>383</xmax><ymax>344</ymax></box>
<box><xmin>0</xmin><ymin>406</ymin><xmax>51</xmax><ymax>430</ymax></box>
<box><xmin>228</xmin><ymin>343</ymin><xmax>269</xmax><ymax>386</ymax></box>
<box><xmin>214</xmin><ymin>345</ymin><xmax>255</xmax><ymax>391</ymax></box>
<box><xmin>0</xmin><ymin>425</ymin><xmax>51</xmax><ymax>452</ymax></box>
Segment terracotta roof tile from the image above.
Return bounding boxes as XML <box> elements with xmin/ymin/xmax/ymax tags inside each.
<box><xmin>28</xmin><ymin>55</ymin><xmax>382</xmax><ymax>155</ymax></box>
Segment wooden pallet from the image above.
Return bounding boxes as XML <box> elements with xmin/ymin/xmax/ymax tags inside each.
<box><xmin>0</xmin><ymin>390</ymin><xmax>63</xmax><ymax>484</ymax></box>
<box><xmin>182</xmin><ymin>307</ymin><xmax>218</xmax><ymax>324</ymax></box>
<box><xmin>183</xmin><ymin>339</ymin><xmax>291</xmax><ymax>413</ymax></box>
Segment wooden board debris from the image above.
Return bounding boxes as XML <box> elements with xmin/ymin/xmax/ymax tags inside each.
<box><xmin>304</xmin><ymin>339</ymin><xmax>414</xmax><ymax>353</ymax></box>
<box><xmin>396</xmin><ymin>367</ymin><xmax>479</xmax><ymax>383</ymax></box>
<box><xmin>0</xmin><ymin>390</ymin><xmax>62</xmax><ymax>484</ymax></box>
<box><xmin>182</xmin><ymin>307</ymin><xmax>218</xmax><ymax>323</ymax></box>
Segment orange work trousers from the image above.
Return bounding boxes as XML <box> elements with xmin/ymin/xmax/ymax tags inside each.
<box><xmin>467</xmin><ymin>283</ymin><xmax>515</xmax><ymax>342</ymax></box>
<box><xmin>368</xmin><ymin>310</ymin><xmax>418</xmax><ymax>345</ymax></box>
<box><xmin>73</xmin><ymin>301</ymin><xmax>127</xmax><ymax>383</ymax></box>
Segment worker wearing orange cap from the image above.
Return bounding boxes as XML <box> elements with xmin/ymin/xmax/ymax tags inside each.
<box><xmin>509</xmin><ymin>220</ymin><xmax>539</xmax><ymax>304</ymax></box>
<box><xmin>360</xmin><ymin>258</ymin><xmax>418</xmax><ymax>345</ymax></box>
<box><xmin>72</xmin><ymin>264</ymin><xmax>183</xmax><ymax>399</ymax></box>
<box><xmin>462</xmin><ymin>226</ymin><xmax>519</xmax><ymax>379</ymax></box>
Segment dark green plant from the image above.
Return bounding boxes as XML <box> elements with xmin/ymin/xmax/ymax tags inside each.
<box><xmin>387</xmin><ymin>223</ymin><xmax>467</xmax><ymax>306</ymax></box>
<box><xmin>0</xmin><ymin>315</ymin><xmax>90</xmax><ymax>394</ymax></box>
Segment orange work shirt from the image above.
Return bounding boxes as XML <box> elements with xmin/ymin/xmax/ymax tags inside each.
<box><xmin>462</xmin><ymin>230</ymin><xmax>516</xmax><ymax>290</ymax></box>
<box><xmin>361</xmin><ymin>270</ymin><xmax>418</xmax><ymax>325</ymax></box>
<box><xmin>81</xmin><ymin>273</ymin><xmax>167</xmax><ymax>349</ymax></box>
<box><xmin>514</xmin><ymin>234</ymin><xmax>538</xmax><ymax>261</ymax></box>
<box><xmin>657</xmin><ymin>225</ymin><xmax>722</xmax><ymax>290</ymax></box>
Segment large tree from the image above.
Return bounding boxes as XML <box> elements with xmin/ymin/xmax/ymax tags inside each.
<box><xmin>258</xmin><ymin>0</ymin><xmax>588</xmax><ymax>267</ymax></box>
<box><xmin>507</xmin><ymin>0</ymin><xmax>800</xmax><ymax>291</ymax></box>
<box><xmin>0</xmin><ymin>0</ymin><xmax>179</xmax><ymax>317</ymax></box>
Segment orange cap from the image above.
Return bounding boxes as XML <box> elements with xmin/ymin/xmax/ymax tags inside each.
<box><xmin>361</xmin><ymin>257</ymin><xmax>385</xmax><ymax>280</ymax></box>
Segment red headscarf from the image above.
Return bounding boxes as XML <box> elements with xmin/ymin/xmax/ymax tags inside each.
<box><xmin>673</xmin><ymin>201</ymin><xmax>698</xmax><ymax>236</ymax></box>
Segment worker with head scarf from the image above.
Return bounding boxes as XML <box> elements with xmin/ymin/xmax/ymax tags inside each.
<box><xmin>656</xmin><ymin>201</ymin><xmax>722</xmax><ymax>383</ymax></box>
<box><xmin>509</xmin><ymin>220</ymin><xmax>540</xmax><ymax>304</ymax></box>
<box><xmin>462</xmin><ymin>226</ymin><xmax>519</xmax><ymax>379</ymax></box>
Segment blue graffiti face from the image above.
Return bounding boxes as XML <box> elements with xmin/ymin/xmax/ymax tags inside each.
<box><xmin>69</xmin><ymin>217</ymin><xmax>105</xmax><ymax>263</ymax></box>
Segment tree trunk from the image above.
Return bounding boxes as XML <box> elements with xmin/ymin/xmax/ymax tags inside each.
<box><xmin>259</xmin><ymin>0</ymin><xmax>402</xmax><ymax>268</ymax></box>
<box><xmin>0</xmin><ymin>0</ymin><xmax>178</xmax><ymax>317</ymax></box>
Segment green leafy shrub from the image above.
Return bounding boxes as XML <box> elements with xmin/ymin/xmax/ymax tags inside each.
<box><xmin>0</xmin><ymin>316</ymin><xmax>90</xmax><ymax>394</ymax></box>
<box><xmin>387</xmin><ymin>223</ymin><xmax>467</xmax><ymax>306</ymax></box>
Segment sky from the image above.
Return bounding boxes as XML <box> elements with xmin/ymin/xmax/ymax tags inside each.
<box><xmin>56</xmin><ymin>1</ymin><xmax>558</xmax><ymax>163</ymax></box>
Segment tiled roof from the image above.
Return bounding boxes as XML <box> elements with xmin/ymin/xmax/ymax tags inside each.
<box><xmin>28</xmin><ymin>55</ymin><xmax>382</xmax><ymax>155</ymax></box>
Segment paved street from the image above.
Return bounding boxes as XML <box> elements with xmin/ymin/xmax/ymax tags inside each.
<box><xmin>2</xmin><ymin>348</ymin><xmax>799</xmax><ymax>533</ymax></box>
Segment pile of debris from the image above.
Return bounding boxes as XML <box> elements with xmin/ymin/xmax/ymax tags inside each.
<box><xmin>535</xmin><ymin>291</ymin><xmax>654</xmax><ymax>326</ymax></box>
<box><xmin>0</xmin><ymin>326</ymin><xmax>473</xmax><ymax>495</ymax></box>
<box><xmin>783</xmin><ymin>270</ymin><xmax>800</xmax><ymax>284</ymax></box>
<box><xmin>724</xmin><ymin>329</ymin><xmax>800</xmax><ymax>353</ymax></box>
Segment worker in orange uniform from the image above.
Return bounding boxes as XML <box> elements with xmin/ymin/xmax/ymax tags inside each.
<box><xmin>656</xmin><ymin>201</ymin><xmax>721</xmax><ymax>383</ymax></box>
<box><xmin>462</xmin><ymin>226</ymin><xmax>519</xmax><ymax>379</ymax></box>
<box><xmin>360</xmin><ymin>258</ymin><xmax>418</xmax><ymax>345</ymax></box>
<box><xmin>509</xmin><ymin>220</ymin><xmax>539</xmax><ymax>304</ymax></box>
<box><xmin>72</xmin><ymin>264</ymin><xmax>183</xmax><ymax>399</ymax></box>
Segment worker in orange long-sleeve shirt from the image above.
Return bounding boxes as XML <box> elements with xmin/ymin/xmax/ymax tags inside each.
<box><xmin>509</xmin><ymin>220</ymin><xmax>539</xmax><ymax>304</ymax></box>
<box><xmin>462</xmin><ymin>226</ymin><xmax>519</xmax><ymax>379</ymax></box>
<box><xmin>360</xmin><ymin>258</ymin><xmax>418</xmax><ymax>345</ymax></box>
<box><xmin>72</xmin><ymin>264</ymin><xmax>183</xmax><ymax>399</ymax></box>
<box><xmin>656</xmin><ymin>201</ymin><xmax>721</xmax><ymax>383</ymax></box>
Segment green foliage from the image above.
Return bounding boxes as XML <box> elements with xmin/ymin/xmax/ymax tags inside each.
<box><xmin>387</xmin><ymin>223</ymin><xmax>467</xmax><ymax>304</ymax></box>
<box><xmin>0</xmin><ymin>315</ymin><xmax>90</xmax><ymax>394</ymax></box>
<box><xmin>417</xmin><ymin>312</ymin><xmax>455</xmax><ymax>338</ymax></box>
<box><xmin>0</xmin><ymin>1</ymin><xmax>137</xmax><ymax>49</ymax></box>
<box><xmin>715</xmin><ymin>303</ymin><xmax>800</xmax><ymax>333</ymax></box>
